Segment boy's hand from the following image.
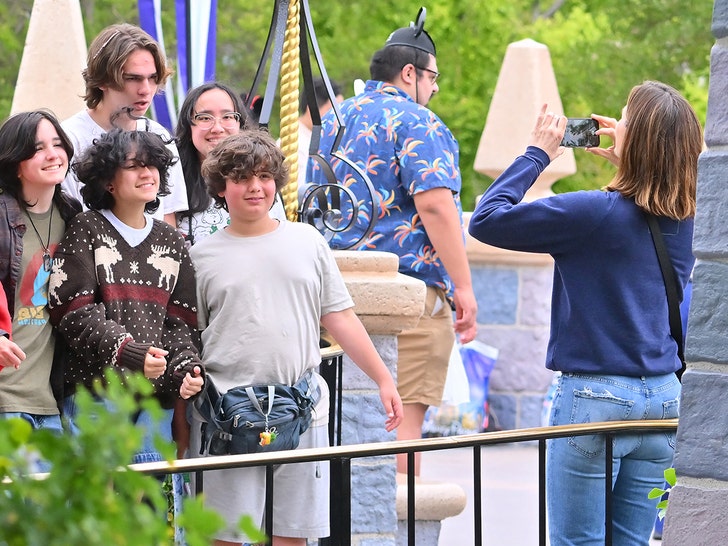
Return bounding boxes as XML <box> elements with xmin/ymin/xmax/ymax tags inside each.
<box><xmin>180</xmin><ymin>365</ymin><xmax>204</xmax><ymax>399</ymax></box>
<box><xmin>0</xmin><ymin>336</ymin><xmax>25</xmax><ymax>371</ymax></box>
<box><xmin>143</xmin><ymin>346</ymin><xmax>168</xmax><ymax>379</ymax></box>
<box><xmin>380</xmin><ymin>381</ymin><xmax>404</xmax><ymax>432</ymax></box>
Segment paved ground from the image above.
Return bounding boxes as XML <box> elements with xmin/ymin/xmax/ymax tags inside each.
<box><xmin>421</xmin><ymin>445</ymin><xmax>663</xmax><ymax>545</ymax></box>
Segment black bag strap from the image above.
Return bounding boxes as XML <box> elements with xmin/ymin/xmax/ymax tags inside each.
<box><xmin>645</xmin><ymin>213</ymin><xmax>686</xmax><ymax>379</ymax></box>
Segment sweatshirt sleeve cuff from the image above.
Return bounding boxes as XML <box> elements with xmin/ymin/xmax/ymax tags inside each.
<box><xmin>173</xmin><ymin>354</ymin><xmax>206</xmax><ymax>400</ymax></box>
<box><xmin>525</xmin><ymin>146</ymin><xmax>551</xmax><ymax>172</ymax></box>
<box><xmin>118</xmin><ymin>340</ymin><xmax>151</xmax><ymax>373</ymax></box>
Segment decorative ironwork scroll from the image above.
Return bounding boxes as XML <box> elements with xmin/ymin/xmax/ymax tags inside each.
<box><xmin>246</xmin><ymin>0</ymin><xmax>379</xmax><ymax>248</ymax></box>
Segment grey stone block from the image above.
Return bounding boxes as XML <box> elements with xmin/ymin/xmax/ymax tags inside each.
<box><xmin>519</xmin><ymin>267</ymin><xmax>554</xmax><ymax>326</ymax></box>
<box><xmin>472</xmin><ymin>266</ymin><xmax>519</xmax><ymax>324</ymax></box>
<box><xmin>674</xmin><ymin>370</ymin><xmax>728</xmax><ymax>479</ymax></box>
<box><xmin>340</xmin><ymin>336</ymin><xmax>398</xmax><ymax>389</ymax></box>
<box><xmin>662</xmin><ymin>484</ymin><xmax>727</xmax><ymax>545</ymax></box>
<box><xmin>476</xmin><ymin>327</ymin><xmax>552</xmax><ymax>391</ymax></box>
<box><xmin>685</xmin><ymin>262</ymin><xmax>728</xmax><ymax>363</ymax></box>
<box><xmin>705</xmin><ymin>47</ymin><xmax>728</xmax><ymax>146</ymax></box>
<box><xmin>341</xmin><ymin>394</ymin><xmax>396</xmax><ymax>445</ymax></box>
<box><xmin>518</xmin><ymin>394</ymin><xmax>545</xmax><ymax>429</ymax></box>
<box><xmin>693</xmin><ymin>151</ymin><xmax>728</xmax><ymax>258</ymax></box>
<box><xmin>360</xmin><ymin>537</ymin><xmax>396</xmax><ymax>546</ymax></box>
<box><xmin>396</xmin><ymin>520</ymin><xmax>441</xmax><ymax>546</ymax></box>
<box><xmin>488</xmin><ymin>393</ymin><xmax>517</xmax><ymax>430</ymax></box>
<box><xmin>351</xmin><ymin>464</ymin><xmax>398</xmax><ymax>533</ymax></box>
<box><xmin>712</xmin><ymin>0</ymin><xmax>728</xmax><ymax>39</ymax></box>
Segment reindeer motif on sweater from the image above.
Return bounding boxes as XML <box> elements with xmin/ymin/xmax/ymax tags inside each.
<box><xmin>94</xmin><ymin>233</ymin><xmax>122</xmax><ymax>283</ymax></box>
<box><xmin>147</xmin><ymin>244</ymin><xmax>180</xmax><ymax>291</ymax></box>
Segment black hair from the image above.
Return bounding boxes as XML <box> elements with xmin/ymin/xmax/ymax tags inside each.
<box><xmin>241</xmin><ymin>91</ymin><xmax>264</xmax><ymax>124</ymax></box>
<box><xmin>0</xmin><ymin>110</ymin><xmax>81</xmax><ymax>222</ymax></box>
<box><xmin>369</xmin><ymin>45</ymin><xmax>431</xmax><ymax>82</ymax></box>
<box><xmin>300</xmin><ymin>77</ymin><xmax>342</xmax><ymax>114</ymax></box>
<box><xmin>75</xmin><ymin>129</ymin><xmax>175</xmax><ymax>214</ymax></box>
<box><xmin>175</xmin><ymin>82</ymin><xmax>250</xmax><ymax>215</ymax></box>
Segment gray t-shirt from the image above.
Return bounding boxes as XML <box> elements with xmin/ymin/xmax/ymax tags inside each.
<box><xmin>190</xmin><ymin>221</ymin><xmax>353</xmax><ymax>425</ymax></box>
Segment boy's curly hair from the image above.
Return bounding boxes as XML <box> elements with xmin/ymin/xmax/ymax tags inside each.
<box><xmin>75</xmin><ymin>129</ymin><xmax>176</xmax><ymax>214</ymax></box>
<box><xmin>201</xmin><ymin>130</ymin><xmax>289</xmax><ymax>210</ymax></box>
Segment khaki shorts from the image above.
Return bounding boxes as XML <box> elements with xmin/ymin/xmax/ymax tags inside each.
<box><xmin>397</xmin><ymin>286</ymin><xmax>455</xmax><ymax>407</ymax></box>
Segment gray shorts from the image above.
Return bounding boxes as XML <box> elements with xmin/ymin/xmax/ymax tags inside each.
<box><xmin>190</xmin><ymin>422</ymin><xmax>330</xmax><ymax>542</ymax></box>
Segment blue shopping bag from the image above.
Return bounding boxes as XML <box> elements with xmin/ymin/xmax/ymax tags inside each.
<box><xmin>422</xmin><ymin>340</ymin><xmax>498</xmax><ymax>437</ymax></box>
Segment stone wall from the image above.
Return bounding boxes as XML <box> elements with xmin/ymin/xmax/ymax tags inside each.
<box><xmin>464</xmin><ymin>214</ymin><xmax>555</xmax><ymax>430</ymax></box>
<box><xmin>662</xmin><ymin>1</ymin><xmax>728</xmax><ymax>542</ymax></box>
<box><xmin>334</xmin><ymin>251</ymin><xmax>425</xmax><ymax>545</ymax></box>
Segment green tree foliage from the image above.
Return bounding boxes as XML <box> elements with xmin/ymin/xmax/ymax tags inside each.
<box><xmin>0</xmin><ymin>1</ymin><xmax>33</xmax><ymax>117</ymax></box>
<box><xmin>0</xmin><ymin>0</ymin><xmax>713</xmax><ymax>207</ymax></box>
<box><xmin>0</xmin><ymin>371</ymin><xmax>235</xmax><ymax>546</ymax></box>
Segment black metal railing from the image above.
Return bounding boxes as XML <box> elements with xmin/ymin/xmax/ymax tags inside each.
<box><xmin>131</xmin><ymin>418</ymin><xmax>678</xmax><ymax>546</ymax></box>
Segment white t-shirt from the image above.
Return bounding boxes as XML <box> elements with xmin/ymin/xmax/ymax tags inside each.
<box><xmin>61</xmin><ymin>110</ymin><xmax>189</xmax><ymax>220</ymax></box>
<box><xmin>176</xmin><ymin>195</ymin><xmax>287</xmax><ymax>246</ymax></box>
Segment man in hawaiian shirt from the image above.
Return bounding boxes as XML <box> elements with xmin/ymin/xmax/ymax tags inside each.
<box><xmin>310</xmin><ymin>8</ymin><xmax>477</xmax><ymax>476</ymax></box>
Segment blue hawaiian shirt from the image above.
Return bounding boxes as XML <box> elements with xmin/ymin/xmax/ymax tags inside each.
<box><xmin>308</xmin><ymin>80</ymin><xmax>463</xmax><ymax>300</ymax></box>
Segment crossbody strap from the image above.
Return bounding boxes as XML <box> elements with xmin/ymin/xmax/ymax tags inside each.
<box><xmin>645</xmin><ymin>213</ymin><xmax>686</xmax><ymax>379</ymax></box>
<box><xmin>246</xmin><ymin>385</ymin><xmax>276</xmax><ymax>419</ymax></box>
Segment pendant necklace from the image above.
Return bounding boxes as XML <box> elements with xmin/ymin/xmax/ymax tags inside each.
<box><xmin>27</xmin><ymin>206</ymin><xmax>54</xmax><ymax>272</ymax></box>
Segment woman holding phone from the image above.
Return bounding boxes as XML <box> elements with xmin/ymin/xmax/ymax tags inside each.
<box><xmin>468</xmin><ymin>81</ymin><xmax>701</xmax><ymax>546</ymax></box>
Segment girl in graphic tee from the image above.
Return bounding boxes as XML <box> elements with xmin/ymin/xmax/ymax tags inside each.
<box><xmin>0</xmin><ymin>110</ymin><xmax>81</xmax><ymax>429</ymax></box>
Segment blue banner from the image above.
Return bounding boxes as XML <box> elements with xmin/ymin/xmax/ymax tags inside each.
<box><xmin>138</xmin><ymin>0</ymin><xmax>217</xmax><ymax>131</ymax></box>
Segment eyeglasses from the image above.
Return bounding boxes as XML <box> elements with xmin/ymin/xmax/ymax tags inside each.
<box><xmin>415</xmin><ymin>66</ymin><xmax>440</xmax><ymax>83</ymax></box>
<box><xmin>192</xmin><ymin>112</ymin><xmax>242</xmax><ymax>129</ymax></box>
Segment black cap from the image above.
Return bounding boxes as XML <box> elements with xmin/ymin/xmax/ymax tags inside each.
<box><xmin>384</xmin><ymin>7</ymin><xmax>436</xmax><ymax>56</ymax></box>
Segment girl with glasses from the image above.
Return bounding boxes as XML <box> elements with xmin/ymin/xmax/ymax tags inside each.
<box><xmin>175</xmin><ymin>82</ymin><xmax>286</xmax><ymax>247</ymax></box>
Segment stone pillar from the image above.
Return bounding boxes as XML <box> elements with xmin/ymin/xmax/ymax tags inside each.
<box><xmin>473</xmin><ymin>38</ymin><xmax>576</xmax><ymax>200</ymax></box>
<box><xmin>467</xmin><ymin>39</ymin><xmax>575</xmax><ymax>430</ymax></box>
<box><xmin>12</xmin><ymin>0</ymin><xmax>86</xmax><ymax>120</ymax></box>
<box><xmin>464</xmin><ymin>213</ymin><xmax>555</xmax><ymax>429</ymax></box>
<box><xmin>333</xmin><ymin>250</ymin><xmax>425</xmax><ymax>545</ymax></box>
<box><xmin>662</xmin><ymin>1</ymin><xmax>728</xmax><ymax>542</ymax></box>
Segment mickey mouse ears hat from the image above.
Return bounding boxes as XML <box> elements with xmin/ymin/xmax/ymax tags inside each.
<box><xmin>384</xmin><ymin>7</ymin><xmax>436</xmax><ymax>56</ymax></box>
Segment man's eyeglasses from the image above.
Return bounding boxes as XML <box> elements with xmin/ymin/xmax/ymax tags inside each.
<box><xmin>415</xmin><ymin>66</ymin><xmax>440</xmax><ymax>83</ymax></box>
<box><xmin>192</xmin><ymin>112</ymin><xmax>242</xmax><ymax>129</ymax></box>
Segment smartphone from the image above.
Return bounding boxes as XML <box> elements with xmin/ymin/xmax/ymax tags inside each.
<box><xmin>561</xmin><ymin>118</ymin><xmax>600</xmax><ymax>148</ymax></box>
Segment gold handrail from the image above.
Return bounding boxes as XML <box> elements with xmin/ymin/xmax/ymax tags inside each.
<box><xmin>130</xmin><ymin>419</ymin><xmax>679</xmax><ymax>475</ymax></box>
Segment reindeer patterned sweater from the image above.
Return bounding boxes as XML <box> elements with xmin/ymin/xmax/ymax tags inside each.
<box><xmin>47</xmin><ymin>210</ymin><xmax>202</xmax><ymax>409</ymax></box>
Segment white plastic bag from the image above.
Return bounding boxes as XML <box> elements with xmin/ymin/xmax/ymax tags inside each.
<box><xmin>441</xmin><ymin>341</ymin><xmax>470</xmax><ymax>406</ymax></box>
<box><xmin>423</xmin><ymin>340</ymin><xmax>499</xmax><ymax>437</ymax></box>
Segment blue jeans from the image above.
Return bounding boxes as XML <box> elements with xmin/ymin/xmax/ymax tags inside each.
<box><xmin>546</xmin><ymin>372</ymin><xmax>679</xmax><ymax>546</ymax></box>
<box><xmin>0</xmin><ymin>412</ymin><xmax>63</xmax><ymax>473</ymax></box>
<box><xmin>62</xmin><ymin>395</ymin><xmax>173</xmax><ymax>463</ymax></box>
<box><xmin>62</xmin><ymin>395</ymin><xmax>185</xmax><ymax>543</ymax></box>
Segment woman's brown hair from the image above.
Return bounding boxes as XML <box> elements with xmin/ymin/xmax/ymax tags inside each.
<box><xmin>606</xmin><ymin>81</ymin><xmax>703</xmax><ymax>220</ymax></box>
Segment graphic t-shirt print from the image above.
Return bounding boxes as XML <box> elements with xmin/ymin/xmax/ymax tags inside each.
<box><xmin>17</xmin><ymin>244</ymin><xmax>56</xmax><ymax>326</ymax></box>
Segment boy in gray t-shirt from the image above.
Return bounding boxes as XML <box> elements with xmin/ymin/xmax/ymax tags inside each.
<box><xmin>189</xmin><ymin>130</ymin><xmax>403</xmax><ymax>545</ymax></box>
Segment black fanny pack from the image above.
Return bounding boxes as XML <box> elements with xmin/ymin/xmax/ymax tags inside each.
<box><xmin>194</xmin><ymin>370</ymin><xmax>321</xmax><ymax>456</ymax></box>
